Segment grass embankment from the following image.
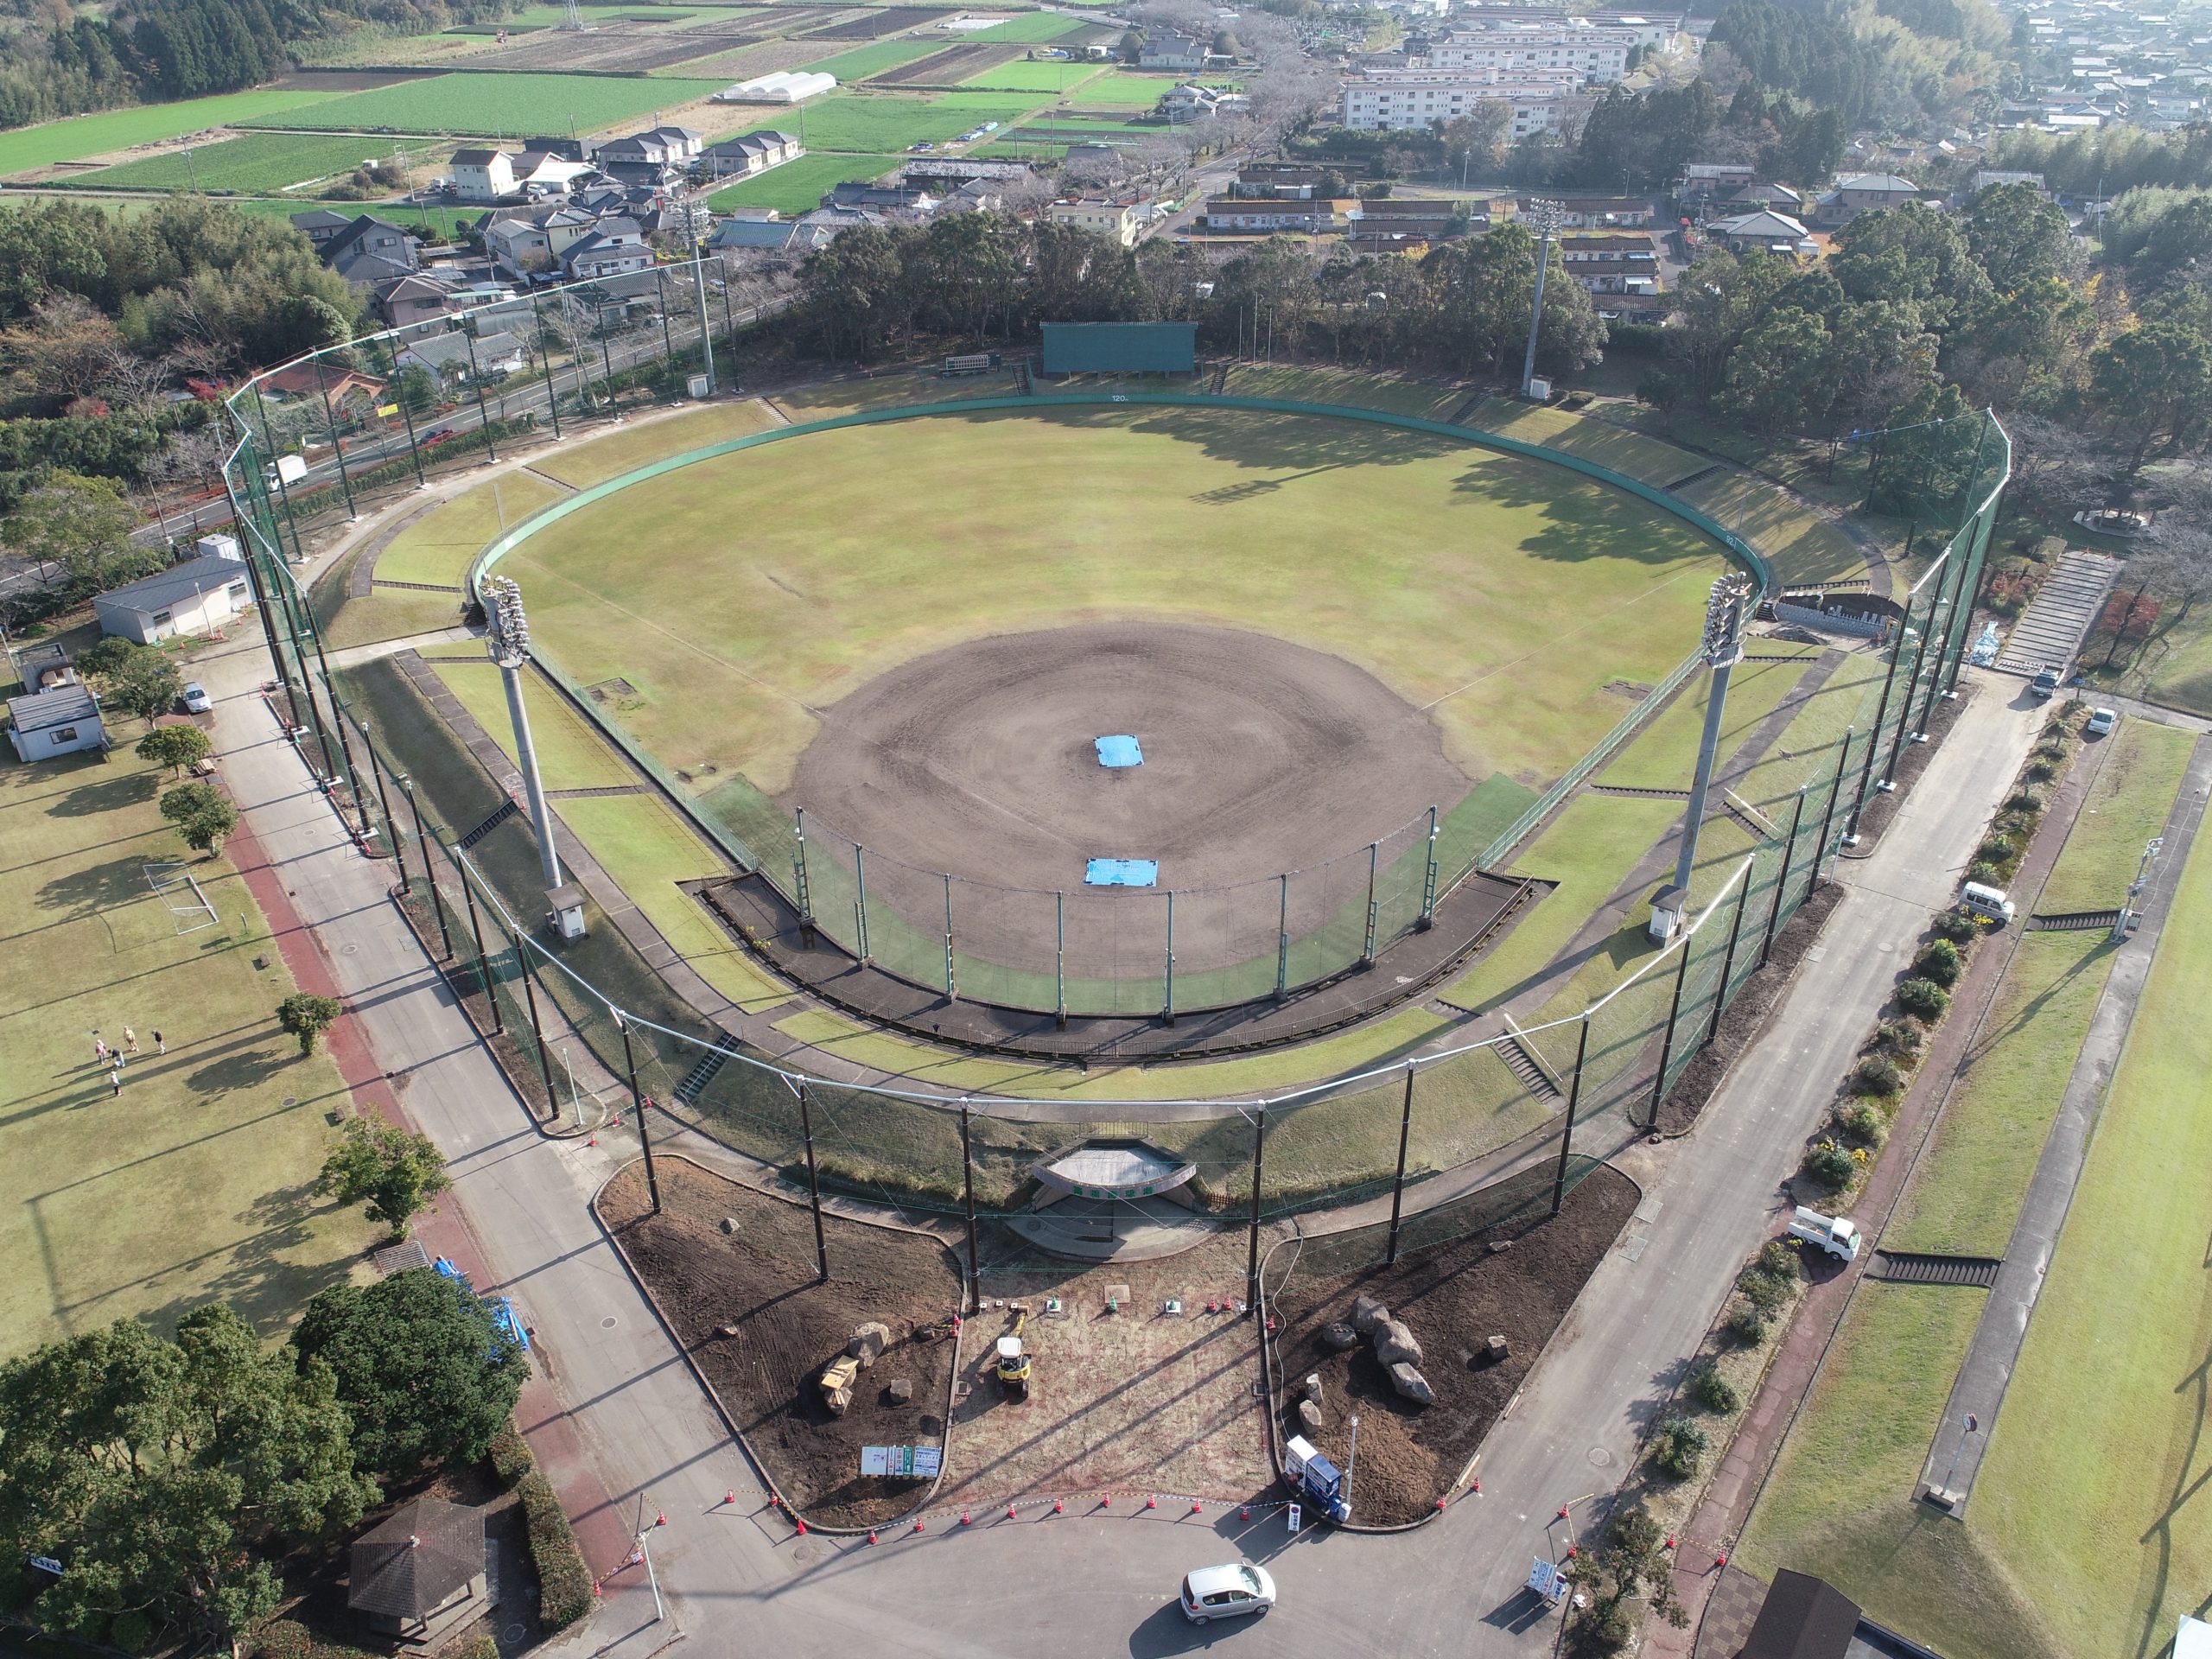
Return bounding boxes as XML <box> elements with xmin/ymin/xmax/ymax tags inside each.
<box><xmin>1739</xmin><ymin>719</ymin><xmax>2203</xmax><ymax>1659</ymax></box>
<box><xmin>0</xmin><ymin>746</ymin><xmax>375</xmax><ymax>1357</ymax></box>
<box><xmin>376</xmin><ymin>472</ymin><xmax>568</xmax><ymax>588</ymax></box>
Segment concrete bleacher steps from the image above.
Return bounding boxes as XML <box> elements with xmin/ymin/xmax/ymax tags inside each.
<box><xmin>1993</xmin><ymin>549</ymin><xmax>2120</xmax><ymax>677</ymax></box>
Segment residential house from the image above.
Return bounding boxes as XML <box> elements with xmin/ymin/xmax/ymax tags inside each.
<box><xmin>257</xmin><ymin>361</ymin><xmax>387</xmax><ymax>415</ymax></box>
<box><xmin>374</xmin><ymin>271</ymin><xmax>468</xmax><ymax>329</ymax></box>
<box><xmin>823</xmin><ymin>180</ymin><xmax>937</xmax><ymax>214</ymax></box>
<box><xmin>451</xmin><ymin>148</ymin><xmax>519</xmax><ymax>204</ymax></box>
<box><xmin>1703</xmin><ymin>209</ymin><xmax>1815</xmax><ymax>255</ymax></box>
<box><xmin>92</xmin><ymin>553</ymin><xmax>252</xmax><ymax>645</ymax></box>
<box><xmin>6</xmin><ymin>683</ymin><xmax>104</xmax><ymax>762</ymax></box>
<box><xmin>1528</xmin><ymin>194</ymin><xmax>1656</xmax><ymax>227</ymax></box>
<box><xmin>1718</xmin><ymin>181</ymin><xmax>1803</xmax><ymax>213</ymax></box>
<box><xmin>704</xmin><ymin>215</ymin><xmax>824</xmax><ymax>252</ymax></box>
<box><xmin>1677</xmin><ymin>162</ymin><xmax>1755</xmax><ymax>205</ymax></box>
<box><xmin>700</xmin><ymin>130</ymin><xmax>804</xmax><ymax>179</ymax></box>
<box><xmin>397</xmin><ymin>330</ymin><xmax>525</xmax><ymax>383</ymax></box>
<box><xmin>312</xmin><ymin>215</ymin><xmax>419</xmax><ymax>291</ymax></box>
<box><xmin>1046</xmin><ymin>196</ymin><xmax>1145</xmax><ymax>245</ymax></box>
<box><xmin>512</xmin><ymin>149</ymin><xmax>598</xmax><ymax>198</ymax></box>
<box><xmin>1158</xmin><ymin>82</ymin><xmax>1251</xmax><ymax>118</ymax></box>
<box><xmin>1339</xmin><ymin>70</ymin><xmax>1590</xmax><ymax>138</ymax></box>
<box><xmin>1812</xmin><ymin>172</ymin><xmax>1920</xmax><ymax>226</ymax></box>
<box><xmin>1137</xmin><ymin>34</ymin><xmax>1220</xmax><ymax>71</ymax></box>
<box><xmin>592</xmin><ymin>127</ymin><xmax>703</xmax><ymax>190</ymax></box>
<box><xmin>1558</xmin><ymin>230</ymin><xmax>1660</xmax><ymax>293</ymax></box>
<box><xmin>901</xmin><ymin>156</ymin><xmax>1033</xmax><ymax>189</ymax></box>
<box><xmin>1237</xmin><ymin>162</ymin><xmax>1326</xmax><ymax>197</ymax></box>
<box><xmin>1205</xmin><ymin>195</ymin><xmax>1340</xmax><ymax>232</ymax></box>
<box><xmin>560</xmin><ymin>218</ymin><xmax>654</xmax><ymax>280</ymax></box>
<box><xmin>289</xmin><ymin>208</ymin><xmax>359</xmax><ymax>251</ymax></box>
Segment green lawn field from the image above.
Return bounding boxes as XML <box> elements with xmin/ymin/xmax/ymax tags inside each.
<box><xmin>801</xmin><ymin>39</ymin><xmax>944</xmax><ymax>78</ymax></box>
<box><xmin>0</xmin><ymin>744</ymin><xmax>377</xmax><ymax>1357</ymax></box>
<box><xmin>2037</xmin><ymin>717</ymin><xmax>2196</xmax><ymax>912</ymax></box>
<box><xmin>973</xmin><ymin>11</ymin><xmax>1092</xmax><ymax>40</ymax></box>
<box><xmin>1065</xmin><ymin>71</ymin><xmax>1224</xmax><ymax>108</ymax></box>
<box><xmin>86</xmin><ymin>131</ymin><xmax>448</xmax><ymax>195</ymax></box>
<box><xmin>957</xmin><ymin>60</ymin><xmax>1103</xmax><ymax>92</ymax></box>
<box><xmin>780</xmin><ymin>91</ymin><xmax>1046</xmax><ymax>150</ymax></box>
<box><xmin>0</xmin><ymin>88</ymin><xmax>342</xmax><ymax>175</ymax></box>
<box><xmin>236</xmin><ymin>73</ymin><xmax>731</xmax><ymax>136</ymax></box>
<box><xmin>1972</xmin><ymin>775</ymin><xmax>2212</xmax><ymax>1659</ymax></box>
<box><xmin>533</xmin><ymin>400</ymin><xmax>782</xmax><ymax>488</ymax></box>
<box><xmin>705</xmin><ymin>149</ymin><xmax>899</xmax><ymax>213</ymax></box>
<box><xmin>427</xmin><ymin>659</ymin><xmax>639</xmax><ymax>791</ymax></box>
<box><xmin>374</xmin><ymin>471</ymin><xmax>569</xmax><ymax>588</ymax></box>
<box><xmin>496</xmin><ymin>404</ymin><xmax>1732</xmax><ymax>830</ymax></box>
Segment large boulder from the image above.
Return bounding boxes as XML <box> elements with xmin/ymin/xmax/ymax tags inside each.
<box><xmin>848</xmin><ymin>1321</ymin><xmax>892</xmax><ymax>1367</ymax></box>
<box><xmin>1350</xmin><ymin>1293</ymin><xmax>1390</xmax><ymax>1336</ymax></box>
<box><xmin>1296</xmin><ymin>1397</ymin><xmax>1325</xmax><ymax>1434</ymax></box>
<box><xmin>885</xmin><ymin>1376</ymin><xmax>914</xmax><ymax>1405</ymax></box>
<box><xmin>1389</xmin><ymin>1362</ymin><xmax>1434</xmax><ymax>1405</ymax></box>
<box><xmin>1374</xmin><ymin>1318</ymin><xmax>1424</xmax><ymax>1369</ymax></box>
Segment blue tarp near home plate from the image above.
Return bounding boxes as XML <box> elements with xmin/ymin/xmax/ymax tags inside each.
<box><xmin>1084</xmin><ymin>859</ymin><xmax>1158</xmax><ymax>887</ymax></box>
<box><xmin>1095</xmin><ymin>734</ymin><xmax>1143</xmax><ymax>767</ymax></box>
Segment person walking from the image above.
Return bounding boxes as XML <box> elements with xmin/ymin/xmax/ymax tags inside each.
<box><xmin>124</xmin><ymin>1027</ymin><xmax>138</xmax><ymax>1053</ymax></box>
<box><xmin>154</xmin><ymin>1030</ymin><xmax>166</xmax><ymax>1055</ymax></box>
<box><xmin>109</xmin><ymin>1066</ymin><xmax>122</xmax><ymax>1098</ymax></box>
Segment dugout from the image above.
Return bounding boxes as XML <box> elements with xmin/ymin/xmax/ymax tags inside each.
<box><xmin>1039</xmin><ymin>321</ymin><xmax>1198</xmax><ymax>378</ymax></box>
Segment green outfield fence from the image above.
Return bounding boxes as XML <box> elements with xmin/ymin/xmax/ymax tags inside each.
<box><xmin>219</xmin><ymin>301</ymin><xmax>2008</xmax><ymax>1268</ymax></box>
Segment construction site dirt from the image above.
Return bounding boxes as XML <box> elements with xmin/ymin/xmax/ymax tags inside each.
<box><xmin>596</xmin><ymin>1158</ymin><xmax>963</xmax><ymax>1529</ymax></box>
<box><xmin>1266</xmin><ymin>1165</ymin><xmax>1641</xmax><ymax>1527</ymax></box>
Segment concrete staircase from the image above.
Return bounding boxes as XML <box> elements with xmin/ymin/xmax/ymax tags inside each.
<box><xmin>1993</xmin><ymin>549</ymin><xmax>2120</xmax><ymax>677</ymax></box>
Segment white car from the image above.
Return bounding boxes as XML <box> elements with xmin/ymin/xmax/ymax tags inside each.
<box><xmin>1179</xmin><ymin>1562</ymin><xmax>1275</xmax><ymax>1624</ymax></box>
<box><xmin>2085</xmin><ymin>707</ymin><xmax>2119</xmax><ymax>736</ymax></box>
<box><xmin>181</xmin><ymin>683</ymin><xmax>212</xmax><ymax>715</ymax></box>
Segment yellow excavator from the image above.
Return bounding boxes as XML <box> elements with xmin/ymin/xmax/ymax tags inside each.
<box><xmin>995</xmin><ymin>1305</ymin><xmax>1032</xmax><ymax>1402</ymax></box>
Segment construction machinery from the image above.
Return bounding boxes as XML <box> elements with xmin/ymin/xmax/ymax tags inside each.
<box><xmin>995</xmin><ymin>1305</ymin><xmax>1032</xmax><ymax>1401</ymax></box>
<box><xmin>819</xmin><ymin>1353</ymin><xmax>860</xmax><ymax>1416</ymax></box>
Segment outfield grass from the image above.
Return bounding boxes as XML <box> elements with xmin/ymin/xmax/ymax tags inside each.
<box><xmin>704</xmin><ymin>149</ymin><xmax>898</xmax><ymax>213</ymax></box>
<box><xmin>1598</xmin><ymin>655</ymin><xmax>1816</xmax><ymax>793</ymax></box>
<box><xmin>549</xmin><ymin>791</ymin><xmax>791</xmax><ymax>1011</ymax></box>
<box><xmin>236</xmin><ymin>73</ymin><xmax>732</xmax><ymax>137</ymax></box>
<box><xmin>1739</xmin><ymin>1285</ymin><xmax>2062</xmax><ymax>1658</ymax></box>
<box><xmin>86</xmin><ymin>131</ymin><xmax>446</xmax><ymax>194</ymax></box>
<box><xmin>0</xmin><ymin>746</ymin><xmax>377</xmax><ymax>1357</ymax></box>
<box><xmin>781</xmin><ymin>90</ymin><xmax>1046</xmax><ymax>150</ymax></box>
<box><xmin>502</xmin><ymin>404</ymin><xmax>1728</xmax><ymax>837</ymax></box>
<box><xmin>0</xmin><ymin>88</ymin><xmax>343</xmax><ymax>175</ymax></box>
<box><xmin>427</xmin><ymin>660</ymin><xmax>638</xmax><ymax>790</ymax></box>
<box><xmin>533</xmin><ymin>400</ymin><xmax>783</xmax><ymax>487</ymax></box>
<box><xmin>374</xmin><ymin>470</ymin><xmax>568</xmax><ymax>588</ymax></box>
<box><xmin>1973</xmin><ymin>788</ymin><xmax>2212</xmax><ymax>1659</ymax></box>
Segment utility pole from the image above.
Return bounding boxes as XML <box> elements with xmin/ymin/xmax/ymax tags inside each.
<box><xmin>1518</xmin><ymin>197</ymin><xmax>1564</xmax><ymax>399</ymax></box>
<box><xmin>1653</xmin><ymin>574</ymin><xmax>1751</xmax><ymax>939</ymax></box>
<box><xmin>482</xmin><ymin>575</ymin><xmax>565</xmax><ymax>893</ymax></box>
<box><xmin>2113</xmin><ymin>836</ymin><xmax>2163</xmax><ymax>942</ymax></box>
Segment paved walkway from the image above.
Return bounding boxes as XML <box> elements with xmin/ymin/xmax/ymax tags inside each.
<box><xmin>1922</xmin><ymin>729</ymin><xmax>2212</xmax><ymax>1508</ymax></box>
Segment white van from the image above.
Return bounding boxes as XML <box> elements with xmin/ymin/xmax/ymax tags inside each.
<box><xmin>1960</xmin><ymin>882</ymin><xmax>2015</xmax><ymax>925</ymax></box>
<box><xmin>1787</xmin><ymin>1206</ymin><xmax>1860</xmax><ymax>1261</ymax></box>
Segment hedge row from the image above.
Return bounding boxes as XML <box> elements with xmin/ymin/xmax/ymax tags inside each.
<box><xmin>486</xmin><ymin>1420</ymin><xmax>594</xmax><ymax>1632</ymax></box>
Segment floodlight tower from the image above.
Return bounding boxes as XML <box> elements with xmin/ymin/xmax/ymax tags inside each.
<box><xmin>484</xmin><ymin>575</ymin><xmax>565</xmax><ymax>893</ymax></box>
<box><xmin>1651</xmin><ymin>573</ymin><xmax>1753</xmax><ymax>939</ymax></box>
<box><xmin>1518</xmin><ymin>197</ymin><xmax>1565</xmax><ymax>400</ymax></box>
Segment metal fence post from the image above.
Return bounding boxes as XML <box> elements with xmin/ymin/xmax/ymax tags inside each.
<box><xmin>1274</xmin><ymin>873</ymin><xmax>1290</xmax><ymax>999</ymax></box>
<box><xmin>959</xmin><ymin>1104</ymin><xmax>978</xmax><ymax>1305</ymax></box>
<box><xmin>1761</xmin><ymin>786</ymin><xmax>1807</xmax><ymax>968</ymax></box>
<box><xmin>1550</xmin><ymin>1017</ymin><xmax>1590</xmax><ymax>1217</ymax></box>
<box><xmin>248</xmin><ymin>385</ymin><xmax>308</xmax><ymax>563</ymax></box>
<box><xmin>853</xmin><ymin>844</ymin><xmax>870</xmax><ymax>963</ymax></box>
<box><xmin>462</xmin><ymin>331</ymin><xmax>498</xmax><ymax>463</ymax></box>
<box><xmin>1162</xmin><ymin>889</ymin><xmax>1176</xmax><ymax>1027</ymax></box>
<box><xmin>1385</xmin><ymin>1065</ymin><xmax>1414</xmax><ymax>1265</ymax></box>
<box><xmin>507</xmin><ymin>917</ymin><xmax>557</xmax><ymax>1119</ymax></box>
<box><xmin>1054</xmin><ymin>889</ymin><xmax>1066</xmax><ymax>1028</ymax></box>
<box><xmin>404</xmin><ymin>779</ymin><xmax>454</xmax><ymax>958</ymax></box>
<box><xmin>618</xmin><ymin>1012</ymin><xmax>659</xmax><ymax>1213</ymax></box>
<box><xmin>1647</xmin><ymin>925</ymin><xmax>1696</xmax><ymax>1128</ymax></box>
<box><xmin>533</xmin><ymin>294</ymin><xmax>563</xmax><ymax>440</ymax></box>
<box><xmin>1847</xmin><ymin>628</ymin><xmax>1904</xmax><ymax>843</ymax></box>
<box><xmin>799</xmin><ymin>1083</ymin><xmax>827</xmax><ymax>1281</ymax></box>
<box><xmin>1886</xmin><ymin>598</ymin><xmax>1934</xmax><ymax>783</ymax></box>
<box><xmin>459</xmin><ymin>861</ymin><xmax>504</xmax><ymax>1034</ymax></box>
<box><xmin>1417</xmin><ymin>805</ymin><xmax>1440</xmax><ymax>928</ymax></box>
<box><xmin>654</xmin><ymin>266</ymin><xmax>677</xmax><ymax>375</ymax></box>
<box><xmin>943</xmin><ymin>874</ymin><xmax>957</xmax><ymax>999</ymax></box>
<box><xmin>1363</xmin><ymin>841</ymin><xmax>1380</xmax><ymax>964</ymax></box>
<box><xmin>1706</xmin><ymin>864</ymin><xmax>1754</xmax><ymax>1046</ymax></box>
<box><xmin>378</xmin><ymin>337</ymin><xmax>428</xmax><ymax>487</ymax></box>
<box><xmin>1815</xmin><ymin>726</ymin><xmax>1853</xmax><ymax>880</ymax></box>
<box><xmin>310</xmin><ymin>354</ymin><xmax>359</xmax><ymax>519</ymax></box>
<box><xmin>792</xmin><ymin>808</ymin><xmax>814</xmax><ymax>933</ymax></box>
<box><xmin>356</xmin><ymin>722</ymin><xmax>399</xmax><ymax>861</ymax></box>
<box><xmin>1244</xmin><ymin>1109</ymin><xmax>1267</xmax><ymax>1312</ymax></box>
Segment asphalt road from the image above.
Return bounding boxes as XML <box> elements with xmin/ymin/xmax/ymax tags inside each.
<box><xmin>192</xmin><ymin>513</ymin><xmax>2041</xmax><ymax>1657</ymax></box>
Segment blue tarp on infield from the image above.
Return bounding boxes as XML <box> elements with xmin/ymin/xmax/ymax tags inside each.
<box><xmin>1085</xmin><ymin>859</ymin><xmax>1158</xmax><ymax>887</ymax></box>
<box><xmin>1095</xmin><ymin>734</ymin><xmax>1143</xmax><ymax>768</ymax></box>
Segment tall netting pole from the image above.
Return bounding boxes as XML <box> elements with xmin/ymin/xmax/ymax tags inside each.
<box><xmin>1245</xmin><ymin>1109</ymin><xmax>1268</xmax><ymax>1310</ymax></box>
<box><xmin>1761</xmin><ymin>787</ymin><xmax>1808</xmax><ymax>966</ymax></box>
<box><xmin>1386</xmin><ymin>1065</ymin><xmax>1414</xmax><ymax>1265</ymax></box>
<box><xmin>1551</xmin><ymin>1017</ymin><xmax>1591</xmax><ymax>1216</ymax></box>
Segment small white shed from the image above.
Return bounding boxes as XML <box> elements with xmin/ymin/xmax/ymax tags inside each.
<box><xmin>7</xmin><ymin>683</ymin><xmax>105</xmax><ymax>761</ymax></box>
<box><xmin>92</xmin><ymin>554</ymin><xmax>252</xmax><ymax>645</ymax></box>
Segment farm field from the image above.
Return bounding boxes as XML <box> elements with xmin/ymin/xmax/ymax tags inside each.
<box><xmin>0</xmin><ymin>87</ymin><xmax>341</xmax><ymax>175</ymax></box>
<box><xmin>235</xmin><ymin>73</ymin><xmax>732</xmax><ymax>135</ymax></box>
<box><xmin>0</xmin><ymin>744</ymin><xmax>378</xmax><ymax>1358</ymax></box>
<box><xmin>957</xmin><ymin>60</ymin><xmax>1103</xmax><ymax>92</ymax></box>
<box><xmin>766</xmin><ymin>90</ymin><xmax>1044</xmax><ymax>150</ymax></box>
<box><xmin>800</xmin><ymin>39</ymin><xmax>945</xmax><ymax>78</ymax></box>
<box><xmin>86</xmin><ymin>130</ymin><xmax>448</xmax><ymax>195</ymax></box>
<box><xmin>973</xmin><ymin>11</ymin><xmax>1092</xmax><ymax>39</ymax></box>
<box><xmin>703</xmin><ymin>149</ymin><xmax>898</xmax><ymax>213</ymax></box>
<box><xmin>1062</xmin><ymin>70</ymin><xmax>1222</xmax><ymax>107</ymax></box>
<box><xmin>489</xmin><ymin>403</ymin><xmax>1731</xmax><ymax>843</ymax></box>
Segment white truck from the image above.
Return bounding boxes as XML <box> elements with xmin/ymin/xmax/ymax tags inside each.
<box><xmin>1787</xmin><ymin>1205</ymin><xmax>1860</xmax><ymax>1262</ymax></box>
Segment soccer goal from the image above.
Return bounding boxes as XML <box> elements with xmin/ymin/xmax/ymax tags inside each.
<box><xmin>143</xmin><ymin>863</ymin><xmax>221</xmax><ymax>936</ymax></box>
